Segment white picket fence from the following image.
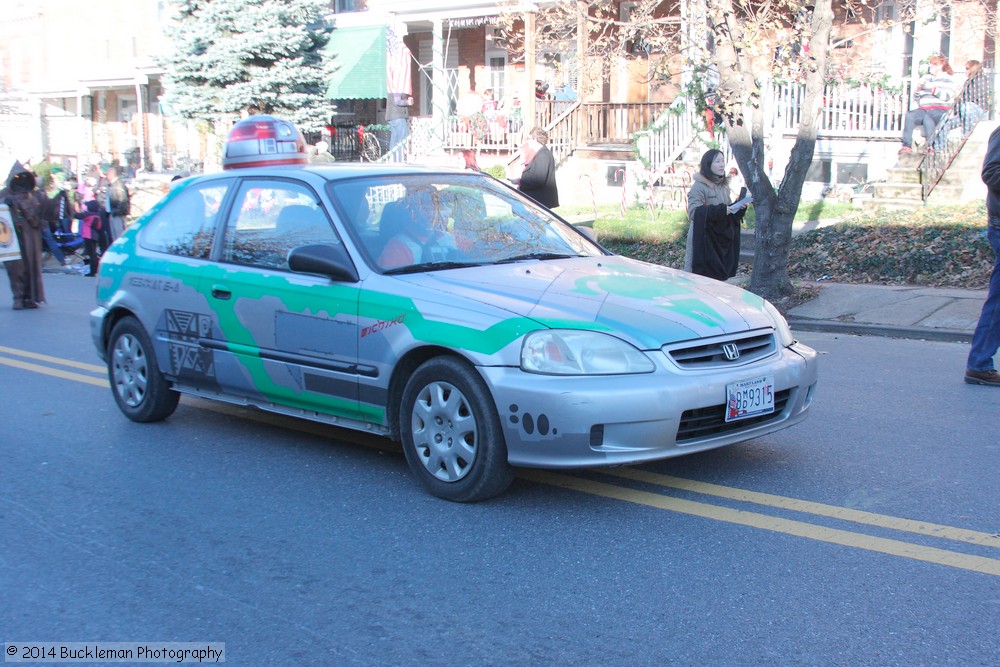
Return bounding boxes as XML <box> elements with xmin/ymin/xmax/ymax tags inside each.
<box><xmin>639</xmin><ymin>79</ymin><xmax>916</xmax><ymax>167</ymax></box>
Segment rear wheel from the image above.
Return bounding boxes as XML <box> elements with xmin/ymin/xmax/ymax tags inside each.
<box><xmin>400</xmin><ymin>357</ymin><xmax>514</xmax><ymax>502</ymax></box>
<box><xmin>107</xmin><ymin>317</ymin><xmax>179</xmax><ymax>423</ymax></box>
<box><xmin>360</xmin><ymin>133</ymin><xmax>382</xmax><ymax>162</ymax></box>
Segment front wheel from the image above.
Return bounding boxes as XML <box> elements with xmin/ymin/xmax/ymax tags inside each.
<box><xmin>400</xmin><ymin>357</ymin><xmax>514</xmax><ymax>502</ymax></box>
<box><xmin>107</xmin><ymin>317</ymin><xmax>180</xmax><ymax>423</ymax></box>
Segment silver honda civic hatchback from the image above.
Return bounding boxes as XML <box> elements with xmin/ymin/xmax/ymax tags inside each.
<box><xmin>91</xmin><ymin>162</ymin><xmax>818</xmax><ymax>502</ymax></box>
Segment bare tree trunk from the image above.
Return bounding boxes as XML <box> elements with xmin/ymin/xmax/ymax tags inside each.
<box><xmin>712</xmin><ymin>0</ymin><xmax>834</xmax><ymax>301</ymax></box>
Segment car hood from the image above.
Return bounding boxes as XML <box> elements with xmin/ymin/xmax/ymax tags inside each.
<box><xmin>394</xmin><ymin>256</ymin><xmax>775</xmax><ymax>349</ymax></box>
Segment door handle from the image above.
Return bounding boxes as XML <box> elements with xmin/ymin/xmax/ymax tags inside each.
<box><xmin>211</xmin><ymin>284</ymin><xmax>232</xmax><ymax>300</ymax></box>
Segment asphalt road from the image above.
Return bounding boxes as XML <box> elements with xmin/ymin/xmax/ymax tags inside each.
<box><xmin>2</xmin><ymin>273</ymin><xmax>999</xmax><ymax>666</ymax></box>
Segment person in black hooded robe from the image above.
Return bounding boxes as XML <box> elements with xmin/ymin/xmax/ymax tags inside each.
<box><xmin>1</xmin><ymin>161</ymin><xmax>47</xmax><ymax>309</ymax></box>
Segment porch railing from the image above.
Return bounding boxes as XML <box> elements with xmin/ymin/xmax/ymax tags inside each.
<box><xmin>764</xmin><ymin>80</ymin><xmax>914</xmax><ymax>138</ymax></box>
<box><xmin>633</xmin><ymin>101</ymin><xmax>699</xmax><ymax>168</ymax></box>
<box><xmin>443</xmin><ymin>100</ymin><xmax>673</xmax><ymax>154</ymax></box>
<box><xmin>920</xmin><ymin>70</ymin><xmax>994</xmax><ymax>199</ymax></box>
<box><xmin>578</xmin><ymin>102</ymin><xmax>673</xmax><ymax>144</ymax></box>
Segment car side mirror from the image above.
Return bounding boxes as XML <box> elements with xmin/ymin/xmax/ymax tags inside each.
<box><xmin>288</xmin><ymin>243</ymin><xmax>359</xmax><ymax>282</ymax></box>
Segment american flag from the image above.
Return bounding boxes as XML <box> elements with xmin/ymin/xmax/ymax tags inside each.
<box><xmin>387</xmin><ymin>28</ymin><xmax>413</xmax><ymax>98</ymax></box>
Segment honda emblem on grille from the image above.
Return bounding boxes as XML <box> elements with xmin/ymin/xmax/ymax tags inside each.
<box><xmin>722</xmin><ymin>343</ymin><xmax>740</xmax><ymax>361</ymax></box>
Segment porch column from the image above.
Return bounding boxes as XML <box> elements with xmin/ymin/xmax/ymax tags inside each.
<box><xmin>432</xmin><ymin>18</ymin><xmax>447</xmax><ymax>147</ymax></box>
<box><xmin>76</xmin><ymin>92</ymin><xmax>84</xmax><ymax>182</ymax></box>
<box><xmin>909</xmin><ymin>0</ymin><xmax>940</xmax><ymax>87</ymax></box>
<box><xmin>134</xmin><ymin>81</ymin><xmax>146</xmax><ymax>174</ymax></box>
<box><xmin>576</xmin><ymin>1</ymin><xmax>587</xmax><ymax>143</ymax></box>
<box><xmin>523</xmin><ymin>4</ymin><xmax>536</xmax><ymax>132</ymax></box>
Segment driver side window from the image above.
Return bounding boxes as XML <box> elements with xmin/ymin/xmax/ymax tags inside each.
<box><xmin>221</xmin><ymin>180</ymin><xmax>340</xmax><ymax>270</ymax></box>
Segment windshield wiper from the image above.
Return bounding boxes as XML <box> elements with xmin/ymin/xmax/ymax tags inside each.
<box><xmin>494</xmin><ymin>252</ymin><xmax>580</xmax><ymax>264</ymax></box>
<box><xmin>383</xmin><ymin>260</ymin><xmax>487</xmax><ymax>275</ymax></box>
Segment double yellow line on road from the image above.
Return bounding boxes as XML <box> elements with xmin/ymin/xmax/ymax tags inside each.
<box><xmin>4</xmin><ymin>344</ymin><xmax>999</xmax><ymax>576</ymax></box>
<box><xmin>520</xmin><ymin>469</ymin><xmax>1000</xmax><ymax>576</ymax></box>
<box><xmin>0</xmin><ymin>345</ymin><xmax>108</xmax><ymax>387</ymax></box>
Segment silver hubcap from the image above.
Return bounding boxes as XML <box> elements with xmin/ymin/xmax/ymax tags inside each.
<box><xmin>411</xmin><ymin>381</ymin><xmax>477</xmax><ymax>482</ymax></box>
<box><xmin>112</xmin><ymin>333</ymin><xmax>149</xmax><ymax>407</ymax></box>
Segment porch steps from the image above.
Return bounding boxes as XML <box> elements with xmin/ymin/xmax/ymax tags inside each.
<box><xmin>868</xmin><ymin>121</ymin><xmax>996</xmax><ymax>210</ymax></box>
<box><xmin>571</xmin><ymin>143</ymin><xmax>636</xmax><ymax>161</ymax></box>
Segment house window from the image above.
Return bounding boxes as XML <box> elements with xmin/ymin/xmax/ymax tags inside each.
<box><xmin>837</xmin><ymin>163</ymin><xmax>867</xmax><ymax>185</ymax></box>
<box><xmin>334</xmin><ymin>0</ymin><xmax>360</xmax><ymax>12</ymax></box>
<box><xmin>876</xmin><ymin>2</ymin><xmax>895</xmax><ymax>23</ymax></box>
<box><xmin>418</xmin><ymin>38</ymin><xmax>459</xmax><ymax>116</ymax></box>
<box><xmin>805</xmin><ymin>159</ymin><xmax>832</xmax><ymax>183</ymax></box>
<box><xmin>488</xmin><ymin>56</ymin><xmax>507</xmax><ymax>102</ymax></box>
<box><xmin>119</xmin><ymin>97</ymin><xmax>137</xmax><ymax>124</ymax></box>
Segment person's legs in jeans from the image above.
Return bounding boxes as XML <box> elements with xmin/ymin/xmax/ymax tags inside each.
<box><xmin>925</xmin><ymin>108</ymin><xmax>946</xmax><ymax>150</ymax></box>
<box><xmin>967</xmin><ymin>228</ymin><xmax>1000</xmax><ymax>372</ymax></box>
<box><xmin>900</xmin><ymin>109</ymin><xmax>921</xmax><ymax>149</ymax></box>
<box><xmin>962</xmin><ymin>102</ymin><xmax>984</xmax><ymax>135</ymax></box>
<box><xmin>389</xmin><ymin>118</ymin><xmax>409</xmax><ymax>163</ymax></box>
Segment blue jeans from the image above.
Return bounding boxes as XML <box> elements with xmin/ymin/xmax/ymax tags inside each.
<box><xmin>967</xmin><ymin>228</ymin><xmax>1000</xmax><ymax>372</ymax></box>
<box><xmin>902</xmin><ymin>108</ymin><xmax>945</xmax><ymax>148</ymax></box>
<box><xmin>389</xmin><ymin>118</ymin><xmax>409</xmax><ymax>163</ymax></box>
<box><xmin>961</xmin><ymin>102</ymin><xmax>984</xmax><ymax>136</ymax></box>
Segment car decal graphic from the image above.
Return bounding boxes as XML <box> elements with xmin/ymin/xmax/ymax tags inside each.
<box><xmin>129</xmin><ymin>276</ymin><xmax>182</xmax><ymax>292</ymax></box>
<box><xmin>164</xmin><ymin>310</ymin><xmax>215</xmax><ymax>378</ymax></box>
<box><xmin>360</xmin><ymin>290</ymin><xmax>539</xmax><ymax>353</ymax></box>
<box><xmin>570</xmin><ymin>266</ymin><xmax>729</xmax><ymax>327</ymax></box>
<box><xmin>507</xmin><ymin>403</ymin><xmax>559</xmax><ymax>442</ymax></box>
<box><xmin>190</xmin><ymin>267</ymin><xmax>376</xmax><ymax>421</ymax></box>
<box><xmin>361</xmin><ymin>314</ymin><xmax>406</xmax><ymax>338</ymax></box>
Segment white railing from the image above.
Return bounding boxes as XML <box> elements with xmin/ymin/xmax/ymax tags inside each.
<box><xmin>638</xmin><ymin>79</ymin><xmax>917</xmax><ymax>174</ymax></box>
<box><xmin>764</xmin><ymin>79</ymin><xmax>914</xmax><ymax>138</ymax></box>
<box><xmin>633</xmin><ymin>101</ymin><xmax>699</xmax><ymax>167</ymax></box>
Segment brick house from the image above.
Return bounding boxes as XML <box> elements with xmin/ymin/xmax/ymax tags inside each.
<box><xmin>1</xmin><ymin>0</ymin><xmax>994</xmax><ymax>204</ymax></box>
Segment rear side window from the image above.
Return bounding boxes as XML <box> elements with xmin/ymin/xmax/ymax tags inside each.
<box><xmin>141</xmin><ymin>182</ymin><xmax>230</xmax><ymax>258</ymax></box>
<box><xmin>221</xmin><ymin>180</ymin><xmax>341</xmax><ymax>270</ymax></box>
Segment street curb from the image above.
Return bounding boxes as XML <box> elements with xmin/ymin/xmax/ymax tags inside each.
<box><xmin>788</xmin><ymin>318</ymin><xmax>974</xmax><ymax>343</ymax></box>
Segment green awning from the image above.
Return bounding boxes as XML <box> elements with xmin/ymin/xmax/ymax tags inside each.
<box><xmin>325</xmin><ymin>26</ymin><xmax>387</xmax><ymax>100</ymax></box>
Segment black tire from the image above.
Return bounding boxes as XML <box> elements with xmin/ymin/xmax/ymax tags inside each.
<box><xmin>107</xmin><ymin>317</ymin><xmax>180</xmax><ymax>423</ymax></box>
<box><xmin>400</xmin><ymin>357</ymin><xmax>514</xmax><ymax>502</ymax></box>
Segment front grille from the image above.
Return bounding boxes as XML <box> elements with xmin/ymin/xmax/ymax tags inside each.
<box><xmin>677</xmin><ymin>389</ymin><xmax>791</xmax><ymax>443</ymax></box>
<box><xmin>665</xmin><ymin>331</ymin><xmax>776</xmax><ymax>369</ymax></box>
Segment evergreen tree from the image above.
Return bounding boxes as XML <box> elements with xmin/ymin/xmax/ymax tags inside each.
<box><xmin>160</xmin><ymin>0</ymin><xmax>335</xmax><ymax>132</ymax></box>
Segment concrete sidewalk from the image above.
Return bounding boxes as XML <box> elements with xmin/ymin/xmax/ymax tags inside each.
<box><xmin>786</xmin><ymin>282</ymin><xmax>987</xmax><ymax>342</ymax></box>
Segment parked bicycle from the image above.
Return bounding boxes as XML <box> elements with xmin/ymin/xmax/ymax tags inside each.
<box><xmin>328</xmin><ymin>124</ymin><xmax>383</xmax><ymax>162</ymax></box>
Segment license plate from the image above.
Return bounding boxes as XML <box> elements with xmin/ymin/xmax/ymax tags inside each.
<box><xmin>725</xmin><ymin>376</ymin><xmax>775</xmax><ymax>422</ymax></box>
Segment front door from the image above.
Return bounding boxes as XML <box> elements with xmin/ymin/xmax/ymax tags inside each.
<box><xmin>204</xmin><ymin>177</ymin><xmax>363</xmax><ymax>420</ymax></box>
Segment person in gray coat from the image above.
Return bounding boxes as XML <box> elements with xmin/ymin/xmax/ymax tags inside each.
<box><xmin>684</xmin><ymin>149</ymin><xmax>751</xmax><ymax>279</ymax></box>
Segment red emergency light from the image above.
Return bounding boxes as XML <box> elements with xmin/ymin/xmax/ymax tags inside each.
<box><xmin>222</xmin><ymin>115</ymin><xmax>307</xmax><ymax>169</ymax></box>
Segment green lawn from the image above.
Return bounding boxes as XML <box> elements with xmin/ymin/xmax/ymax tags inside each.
<box><xmin>558</xmin><ymin>200</ymin><xmax>993</xmax><ymax>289</ymax></box>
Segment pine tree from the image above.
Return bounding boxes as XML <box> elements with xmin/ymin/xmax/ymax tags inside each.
<box><xmin>160</xmin><ymin>0</ymin><xmax>335</xmax><ymax>132</ymax></box>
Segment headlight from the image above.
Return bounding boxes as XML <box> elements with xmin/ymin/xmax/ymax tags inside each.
<box><xmin>521</xmin><ymin>330</ymin><xmax>655</xmax><ymax>375</ymax></box>
<box><xmin>763</xmin><ymin>299</ymin><xmax>797</xmax><ymax>347</ymax></box>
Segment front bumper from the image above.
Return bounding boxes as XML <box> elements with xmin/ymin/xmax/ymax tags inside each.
<box><xmin>481</xmin><ymin>342</ymin><xmax>818</xmax><ymax>468</ymax></box>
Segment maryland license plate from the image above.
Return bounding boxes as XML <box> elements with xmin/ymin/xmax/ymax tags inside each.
<box><xmin>725</xmin><ymin>376</ymin><xmax>775</xmax><ymax>422</ymax></box>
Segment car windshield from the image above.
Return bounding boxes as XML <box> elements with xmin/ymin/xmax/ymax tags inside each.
<box><xmin>328</xmin><ymin>173</ymin><xmax>604</xmax><ymax>273</ymax></box>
